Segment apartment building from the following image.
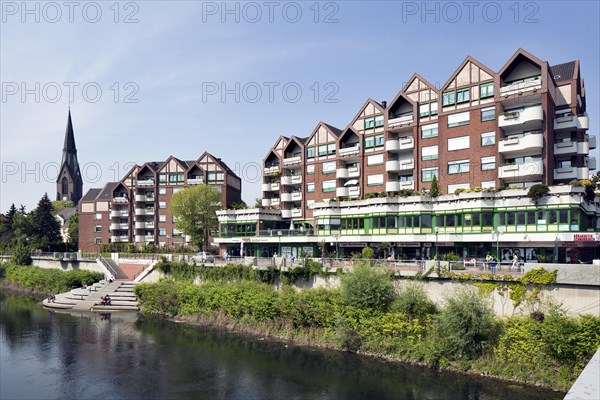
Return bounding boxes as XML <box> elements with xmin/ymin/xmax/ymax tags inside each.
<box><xmin>79</xmin><ymin>152</ymin><xmax>241</xmax><ymax>252</ymax></box>
<box><xmin>215</xmin><ymin>49</ymin><xmax>600</xmax><ymax>262</ymax></box>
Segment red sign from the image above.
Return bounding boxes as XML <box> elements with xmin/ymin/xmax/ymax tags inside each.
<box><xmin>573</xmin><ymin>233</ymin><xmax>600</xmax><ymax>242</ymax></box>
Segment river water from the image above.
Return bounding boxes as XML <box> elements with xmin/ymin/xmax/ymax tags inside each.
<box><xmin>0</xmin><ymin>292</ymin><xmax>563</xmax><ymax>400</ymax></box>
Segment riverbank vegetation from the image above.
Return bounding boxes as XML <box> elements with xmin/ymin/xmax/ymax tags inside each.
<box><xmin>0</xmin><ymin>263</ymin><xmax>103</xmax><ymax>294</ymax></box>
<box><xmin>134</xmin><ymin>261</ymin><xmax>600</xmax><ymax>392</ymax></box>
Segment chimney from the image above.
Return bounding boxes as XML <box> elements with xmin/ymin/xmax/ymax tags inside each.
<box><xmin>382</xmin><ymin>100</ymin><xmax>387</xmax><ymax>108</ymax></box>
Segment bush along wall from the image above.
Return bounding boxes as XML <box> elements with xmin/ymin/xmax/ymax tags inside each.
<box><xmin>136</xmin><ymin>262</ymin><xmax>599</xmax><ymax>392</ymax></box>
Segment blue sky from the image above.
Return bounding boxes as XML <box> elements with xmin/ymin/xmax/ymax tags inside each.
<box><xmin>1</xmin><ymin>0</ymin><xmax>599</xmax><ymax>211</ymax></box>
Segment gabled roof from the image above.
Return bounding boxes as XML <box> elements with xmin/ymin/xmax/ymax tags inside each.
<box><xmin>304</xmin><ymin>121</ymin><xmax>343</xmax><ymax>147</ymax></box>
<box><xmin>158</xmin><ymin>155</ymin><xmax>188</xmax><ymax>172</ymax></box>
<box><xmin>550</xmin><ymin>61</ymin><xmax>577</xmax><ymax>82</ymax></box>
<box><xmin>97</xmin><ymin>182</ymin><xmax>119</xmax><ymax>201</ymax></box>
<box><xmin>347</xmin><ymin>98</ymin><xmax>386</xmax><ymax>127</ymax></box>
<box><xmin>57</xmin><ymin>207</ymin><xmax>77</xmax><ymax>222</ymax></box>
<box><xmin>337</xmin><ymin>127</ymin><xmax>360</xmax><ymax>142</ymax></box>
<box><xmin>196</xmin><ymin>151</ymin><xmax>240</xmax><ymax>179</ymax></box>
<box><xmin>137</xmin><ymin>162</ymin><xmax>159</xmax><ymax>176</ymax></box>
<box><xmin>440</xmin><ymin>55</ymin><xmax>496</xmax><ymax>92</ymax></box>
<box><xmin>402</xmin><ymin>72</ymin><xmax>438</xmax><ymax>94</ymax></box>
<box><xmin>282</xmin><ymin>136</ymin><xmax>306</xmax><ymax>153</ymax></box>
<box><xmin>498</xmin><ymin>48</ymin><xmax>546</xmax><ymax>78</ymax></box>
<box><xmin>387</xmin><ymin>90</ymin><xmax>417</xmax><ymax>112</ymax></box>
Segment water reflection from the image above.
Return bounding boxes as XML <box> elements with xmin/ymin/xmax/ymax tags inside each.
<box><xmin>1</xmin><ymin>292</ymin><xmax>563</xmax><ymax>400</ymax></box>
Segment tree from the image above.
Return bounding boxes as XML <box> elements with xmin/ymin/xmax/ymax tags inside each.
<box><xmin>230</xmin><ymin>200</ymin><xmax>248</xmax><ymax>210</ymax></box>
<box><xmin>33</xmin><ymin>193</ymin><xmax>62</xmax><ymax>249</ymax></box>
<box><xmin>67</xmin><ymin>213</ymin><xmax>79</xmax><ymax>250</ymax></box>
<box><xmin>51</xmin><ymin>200</ymin><xmax>74</xmax><ymax>215</ymax></box>
<box><xmin>10</xmin><ymin>241</ymin><xmax>32</xmax><ymax>266</ymax></box>
<box><xmin>429</xmin><ymin>175</ymin><xmax>440</xmax><ymax>197</ymax></box>
<box><xmin>170</xmin><ymin>185</ymin><xmax>221</xmax><ymax>251</ymax></box>
<box><xmin>591</xmin><ymin>171</ymin><xmax>600</xmax><ymax>190</ymax></box>
<box><xmin>377</xmin><ymin>242</ymin><xmax>391</xmax><ymax>259</ymax></box>
<box><xmin>340</xmin><ymin>261</ymin><xmax>396</xmax><ymax>311</ymax></box>
<box><xmin>527</xmin><ymin>184</ymin><xmax>550</xmax><ymax>206</ymax></box>
<box><xmin>254</xmin><ymin>198</ymin><xmax>262</xmax><ymax>207</ymax></box>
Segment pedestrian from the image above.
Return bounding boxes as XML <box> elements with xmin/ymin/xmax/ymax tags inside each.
<box><xmin>489</xmin><ymin>255</ymin><xmax>497</xmax><ymax>274</ymax></box>
<box><xmin>511</xmin><ymin>254</ymin><xmax>519</xmax><ymax>271</ymax></box>
<box><xmin>223</xmin><ymin>251</ymin><xmax>228</xmax><ymax>263</ymax></box>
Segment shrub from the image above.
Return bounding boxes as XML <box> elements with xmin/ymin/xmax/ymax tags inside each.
<box><xmin>4</xmin><ymin>264</ymin><xmax>102</xmax><ymax>294</ymax></box>
<box><xmin>527</xmin><ymin>184</ymin><xmax>550</xmax><ymax>204</ymax></box>
<box><xmin>429</xmin><ymin>175</ymin><xmax>440</xmax><ymax>197</ymax></box>
<box><xmin>360</xmin><ymin>246</ymin><xmax>374</xmax><ymax>259</ymax></box>
<box><xmin>391</xmin><ymin>283</ymin><xmax>437</xmax><ymax>320</ymax></box>
<box><xmin>331</xmin><ymin>314</ymin><xmax>362</xmax><ymax>352</ymax></box>
<box><xmin>10</xmin><ymin>243</ymin><xmax>32</xmax><ymax>266</ymax></box>
<box><xmin>437</xmin><ymin>287</ymin><xmax>500</xmax><ymax>359</ymax></box>
<box><xmin>340</xmin><ymin>261</ymin><xmax>396</xmax><ymax>311</ymax></box>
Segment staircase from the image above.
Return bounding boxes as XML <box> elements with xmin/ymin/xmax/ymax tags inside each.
<box><xmin>42</xmin><ymin>280</ymin><xmax>139</xmax><ymax>312</ymax></box>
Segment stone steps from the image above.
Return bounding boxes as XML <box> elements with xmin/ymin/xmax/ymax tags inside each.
<box><xmin>42</xmin><ymin>281</ymin><xmax>139</xmax><ymax>312</ymax></box>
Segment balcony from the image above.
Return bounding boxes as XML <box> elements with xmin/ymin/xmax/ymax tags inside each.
<box><xmin>291</xmin><ymin>209</ymin><xmax>302</xmax><ymax>218</ymax></box>
<box><xmin>339</xmin><ymin>145</ymin><xmax>360</xmax><ymax>157</ymax></box>
<box><xmin>554</xmin><ymin>140</ymin><xmax>588</xmax><ymax>156</ymax></box>
<box><xmin>137</xmin><ymin>179</ymin><xmax>154</xmax><ymax>187</ymax></box>
<box><xmin>588</xmin><ymin>157</ymin><xmax>597</xmax><ymax>170</ymax></box>
<box><xmin>499</xmin><ymin>76</ymin><xmax>541</xmax><ymax>97</ymax></box>
<box><xmin>261</xmin><ymin>198</ymin><xmax>271</xmax><ymax>207</ymax></box>
<box><xmin>385</xmin><ymin>140</ymin><xmax>400</xmax><ymax>151</ymax></box>
<box><xmin>399</xmin><ymin>159</ymin><xmax>415</xmax><ymax>171</ymax></box>
<box><xmin>398</xmin><ymin>137</ymin><xmax>414</xmax><ymax>151</ymax></box>
<box><xmin>280</xmin><ymin>193</ymin><xmax>292</xmax><ymax>202</ymax></box>
<box><xmin>264</xmin><ymin>165</ymin><xmax>280</xmax><ymax>176</ymax></box>
<box><xmin>283</xmin><ymin>155</ymin><xmax>302</xmax><ymax>165</ymax></box>
<box><xmin>553</xmin><ymin>167</ymin><xmax>589</xmax><ymax>181</ymax></box>
<box><xmin>113</xmin><ymin>196</ymin><xmax>128</xmax><ymax>203</ymax></box>
<box><xmin>386</xmin><ymin>160</ymin><xmax>400</xmax><ymax>172</ymax></box>
<box><xmin>281</xmin><ymin>209</ymin><xmax>292</xmax><ymax>218</ymax></box>
<box><xmin>498</xmin><ymin>105</ymin><xmax>543</xmax><ymax>131</ymax></box>
<box><xmin>291</xmin><ymin>192</ymin><xmax>302</xmax><ymax>201</ymax></box>
<box><xmin>110</xmin><ymin>210</ymin><xmax>129</xmax><ymax>218</ymax></box>
<box><xmin>348</xmin><ymin>167</ymin><xmax>360</xmax><ymax>178</ymax></box>
<box><xmin>498</xmin><ymin>133</ymin><xmax>543</xmax><ymax>156</ymax></box>
<box><xmin>336</xmin><ymin>168</ymin><xmax>348</xmax><ymax>179</ymax></box>
<box><xmin>110</xmin><ymin>223</ymin><xmax>128</xmax><ymax>231</ymax></box>
<box><xmin>388</xmin><ymin>114</ymin><xmax>414</xmax><ymax>130</ymax></box>
<box><xmin>135</xmin><ymin>221</ymin><xmax>154</xmax><ymax>229</ymax></box>
<box><xmin>187</xmin><ymin>178</ymin><xmax>205</xmax><ymax>185</ymax></box>
<box><xmin>554</xmin><ymin>114</ymin><xmax>589</xmax><ymax>132</ymax></box>
<box><xmin>271</xmin><ymin>198</ymin><xmax>280</xmax><ymax>207</ymax></box>
<box><xmin>134</xmin><ymin>194</ymin><xmax>146</xmax><ymax>202</ymax></box>
<box><xmin>281</xmin><ymin>176</ymin><xmax>302</xmax><ymax>185</ymax></box>
<box><xmin>134</xmin><ymin>208</ymin><xmax>145</xmax><ymax>216</ymax></box>
<box><xmin>590</xmin><ymin>136</ymin><xmax>597</xmax><ymax>150</ymax></box>
<box><xmin>336</xmin><ymin>187</ymin><xmax>349</xmax><ymax>197</ymax></box>
<box><xmin>348</xmin><ymin>186</ymin><xmax>360</xmax><ymax>198</ymax></box>
<box><xmin>110</xmin><ymin>235</ymin><xmax>129</xmax><ymax>243</ymax></box>
<box><xmin>499</xmin><ymin>161</ymin><xmax>543</xmax><ymax>180</ymax></box>
<box><xmin>385</xmin><ymin>181</ymin><xmax>399</xmax><ymax>192</ymax></box>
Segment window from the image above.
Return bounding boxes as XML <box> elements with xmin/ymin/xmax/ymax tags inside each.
<box><xmin>159</xmin><ymin>214</ymin><xmax>166</xmax><ymax>222</ymax></box>
<box><xmin>421</xmin><ymin>214</ymin><xmax>432</xmax><ymax>228</ymax></box>
<box><xmin>481</xmin><ymin>180</ymin><xmax>496</xmax><ymax>189</ymax></box>
<box><xmin>421</xmin><ymin>124</ymin><xmax>438</xmax><ymax>139</ymax></box>
<box><xmin>447</xmin><ymin>136</ymin><xmax>470</xmax><ymax>151</ymax></box>
<box><xmin>306</xmin><ymin>147</ymin><xmax>315</xmax><ymax>158</ymax></box>
<box><xmin>481</xmin><ymin>107</ymin><xmax>496</xmax><ymax>121</ymax></box>
<box><xmin>419</xmin><ymin>102</ymin><xmax>438</xmax><ymax>117</ymax></box>
<box><xmin>442</xmin><ymin>91</ymin><xmax>455</xmax><ymax>106</ymax></box>
<box><xmin>307</xmin><ymin>164</ymin><xmax>315</xmax><ymax>174</ymax></box>
<box><xmin>94</xmin><ymin>237</ymin><xmax>102</xmax><ymax>245</ymax></box>
<box><xmin>365</xmin><ymin>135</ymin><xmax>383</xmax><ymax>148</ymax></box>
<box><xmin>557</xmin><ymin>160</ymin><xmax>572</xmax><ymax>168</ymax></box>
<box><xmin>159</xmin><ymin>201</ymin><xmax>167</xmax><ymax>209</ymax></box>
<box><xmin>422</xmin><ymin>145</ymin><xmax>438</xmax><ymax>160</ymax></box>
<box><xmin>327</xmin><ymin>143</ymin><xmax>336</xmax><ymax>155</ymax></box>
<box><xmin>318</xmin><ymin>145</ymin><xmax>327</xmax><ymax>156</ymax></box>
<box><xmin>169</xmin><ymin>173</ymin><xmax>185</xmax><ymax>183</ymax></box>
<box><xmin>307</xmin><ymin>183</ymin><xmax>315</xmax><ymax>192</ymax></box>
<box><xmin>158</xmin><ymin>188</ymin><xmax>166</xmax><ymax>195</ymax></box>
<box><xmin>421</xmin><ymin>167</ymin><xmax>438</xmax><ymax>182</ymax></box>
<box><xmin>159</xmin><ymin>229</ymin><xmax>166</xmax><ymax>236</ymax></box>
<box><xmin>456</xmin><ymin>88</ymin><xmax>470</xmax><ymax>103</ymax></box>
<box><xmin>448</xmin><ymin>160</ymin><xmax>470</xmax><ymax>174</ymax></box>
<box><xmin>367</xmin><ymin>174</ymin><xmax>384</xmax><ymax>186</ymax></box>
<box><xmin>159</xmin><ymin>174</ymin><xmax>167</xmax><ymax>183</ymax></box>
<box><xmin>208</xmin><ymin>172</ymin><xmax>224</xmax><ymax>182</ymax></box>
<box><xmin>448</xmin><ymin>111</ymin><xmax>470</xmax><ymax>127</ymax></box>
<box><xmin>367</xmin><ymin>154</ymin><xmax>384</xmax><ymax>166</ymax></box>
<box><xmin>374</xmin><ymin>115</ymin><xmax>384</xmax><ymax>127</ymax></box>
<box><xmin>94</xmin><ymin>213</ymin><xmax>102</xmax><ymax>220</ymax></box>
<box><xmin>480</xmin><ymin>82</ymin><xmax>494</xmax><ymax>98</ymax></box>
<box><xmin>374</xmin><ymin>134</ymin><xmax>384</xmax><ymax>147</ymax></box>
<box><xmin>482</xmin><ymin>212</ymin><xmax>494</xmax><ymax>226</ymax></box>
<box><xmin>94</xmin><ymin>225</ymin><xmax>102</xmax><ymax>232</ymax></box>
<box><xmin>322</xmin><ymin>180</ymin><xmax>336</xmax><ymax>192</ymax></box>
<box><xmin>481</xmin><ymin>131</ymin><xmax>496</xmax><ymax>146</ymax></box>
<box><xmin>322</xmin><ymin>161</ymin><xmax>336</xmax><ymax>174</ymax></box>
<box><xmin>481</xmin><ymin>156</ymin><xmax>496</xmax><ymax>171</ymax></box>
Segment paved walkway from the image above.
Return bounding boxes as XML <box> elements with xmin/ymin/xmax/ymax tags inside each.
<box><xmin>43</xmin><ymin>280</ymin><xmax>139</xmax><ymax>312</ymax></box>
<box><xmin>565</xmin><ymin>348</ymin><xmax>600</xmax><ymax>400</ymax></box>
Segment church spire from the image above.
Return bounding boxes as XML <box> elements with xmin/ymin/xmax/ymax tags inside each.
<box><xmin>57</xmin><ymin>109</ymin><xmax>83</xmax><ymax>205</ymax></box>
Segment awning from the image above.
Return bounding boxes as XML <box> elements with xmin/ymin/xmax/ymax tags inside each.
<box><xmin>344</xmin><ymin>179</ymin><xmax>359</xmax><ymax>186</ymax></box>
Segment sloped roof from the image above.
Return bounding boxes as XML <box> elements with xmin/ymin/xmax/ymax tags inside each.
<box><xmin>97</xmin><ymin>182</ymin><xmax>119</xmax><ymax>201</ymax></box>
<box><xmin>550</xmin><ymin>61</ymin><xmax>576</xmax><ymax>82</ymax></box>
<box><xmin>81</xmin><ymin>188</ymin><xmax>101</xmax><ymax>202</ymax></box>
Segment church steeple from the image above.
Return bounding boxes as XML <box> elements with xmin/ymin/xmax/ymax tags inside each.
<box><xmin>56</xmin><ymin>109</ymin><xmax>83</xmax><ymax>205</ymax></box>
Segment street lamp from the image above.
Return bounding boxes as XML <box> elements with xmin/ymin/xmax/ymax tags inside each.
<box><xmin>277</xmin><ymin>230</ymin><xmax>282</xmax><ymax>256</ymax></box>
<box><xmin>334</xmin><ymin>234</ymin><xmax>340</xmax><ymax>260</ymax></box>
<box><xmin>434</xmin><ymin>227</ymin><xmax>440</xmax><ymax>273</ymax></box>
<box><xmin>494</xmin><ymin>228</ymin><xmax>504</xmax><ymax>266</ymax></box>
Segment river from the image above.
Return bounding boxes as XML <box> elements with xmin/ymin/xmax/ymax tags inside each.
<box><xmin>0</xmin><ymin>292</ymin><xmax>562</xmax><ymax>399</ymax></box>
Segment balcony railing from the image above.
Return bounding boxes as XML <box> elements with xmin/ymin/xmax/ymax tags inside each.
<box><xmin>110</xmin><ymin>223</ymin><xmax>129</xmax><ymax>230</ymax></box>
<box><xmin>283</xmin><ymin>155</ymin><xmax>302</xmax><ymax>165</ymax></box>
<box><xmin>280</xmin><ymin>193</ymin><xmax>292</xmax><ymax>202</ymax></box>
<box><xmin>261</xmin><ymin>198</ymin><xmax>271</xmax><ymax>207</ymax></box>
<box><xmin>553</xmin><ymin>167</ymin><xmax>589</xmax><ymax>181</ymax></box>
<box><xmin>498</xmin><ymin>133</ymin><xmax>543</xmax><ymax>156</ymax></box>
<box><xmin>291</xmin><ymin>208</ymin><xmax>302</xmax><ymax>217</ymax></box>
<box><xmin>499</xmin><ymin>76</ymin><xmax>541</xmax><ymax>97</ymax></box>
<box><xmin>110</xmin><ymin>210</ymin><xmax>129</xmax><ymax>218</ymax></box>
<box><xmin>554</xmin><ymin>114</ymin><xmax>589</xmax><ymax>132</ymax></box>
<box><xmin>336</xmin><ymin>168</ymin><xmax>348</xmax><ymax>179</ymax></box>
<box><xmin>264</xmin><ymin>165</ymin><xmax>280</xmax><ymax>175</ymax></box>
<box><xmin>336</xmin><ymin>187</ymin><xmax>348</xmax><ymax>197</ymax></box>
<box><xmin>291</xmin><ymin>192</ymin><xmax>302</xmax><ymax>201</ymax></box>
<box><xmin>339</xmin><ymin>145</ymin><xmax>360</xmax><ymax>156</ymax></box>
<box><xmin>187</xmin><ymin>178</ymin><xmax>205</xmax><ymax>185</ymax></box>
<box><xmin>137</xmin><ymin>179</ymin><xmax>154</xmax><ymax>187</ymax></box>
<box><xmin>281</xmin><ymin>175</ymin><xmax>302</xmax><ymax>185</ymax></box>
<box><xmin>388</xmin><ymin>114</ymin><xmax>414</xmax><ymax>129</ymax></box>
<box><xmin>113</xmin><ymin>196</ymin><xmax>128</xmax><ymax>203</ymax></box>
<box><xmin>498</xmin><ymin>105</ymin><xmax>543</xmax><ymax>131</ymax></box>
<box><xmin>348</xmin><ymin>186</ymin><xmax>360</xmax><ymax>197</ymax></box>
<box><xmin>554</xmin><ymin>140</ymin><xmax>589</xmax><ymax>156</ymax></box>
<box><xmin>281</xmin><ymin>209</ymin><xmax>292</xmax><ymax>218</ymax></box>
<box><xmin>499</xmin><ymin>160</ymin><xmax>543</xmax><ymax>180</ymax></box>
<box><xmin>110</xmin><ymin>235</ymin><xmax>129</xmax><ymax>243</ymax></box>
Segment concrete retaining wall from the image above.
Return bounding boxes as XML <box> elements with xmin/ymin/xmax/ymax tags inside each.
<box><xmin>31</xmin><ymin>258</ymin><xmax>106</xmax><ymax>274</ymax></box>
